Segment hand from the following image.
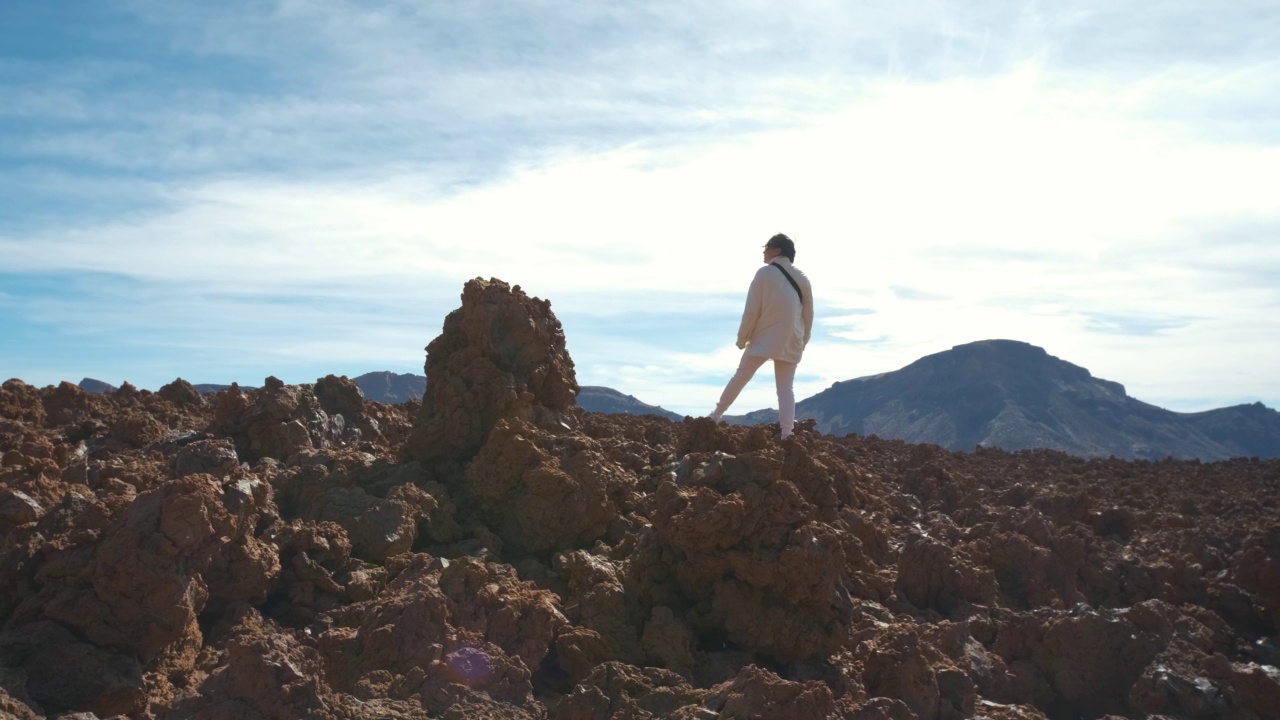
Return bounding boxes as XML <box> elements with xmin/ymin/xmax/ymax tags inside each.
<box><xmin>736</xmin><ymin>341</ymin><xmax>746</xmax><ymax>350</ymax></box>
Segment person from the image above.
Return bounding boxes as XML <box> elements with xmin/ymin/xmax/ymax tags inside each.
<box><xmin>709</xmin><ymin>233</ymin><xmax>814</xmax><ymax>438</ymax></box>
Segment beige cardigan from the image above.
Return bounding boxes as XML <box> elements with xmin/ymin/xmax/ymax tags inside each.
<box><xmin>736</xmin><ymin>257</ymin><xmax>814</xmax><ymax>363</ymax></box>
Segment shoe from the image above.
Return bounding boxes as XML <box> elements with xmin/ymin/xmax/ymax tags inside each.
<box><xmin>708</xmin><ymin>411</ymin><xmax>723</xmax><ymax>422</ymax></box>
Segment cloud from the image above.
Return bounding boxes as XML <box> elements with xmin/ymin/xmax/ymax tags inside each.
<box><xmin>891</xmin><ymin>286</ymin><xmax>949</xmax><ymax>302</ymax></box>
<box><xmin>15</xmin><ymin>0</ymin><xmax>1271</xmax><ymax>180</ymax></box>
<box><xmin>0</xmin><ymin>270</ymin><xmax>437</xmax><ymax>387</ymax></box>
<box><xmin>3</xmin><ymin>0</ymin><xmax>1279</xmax><ymax>414</ymax></box>
<box><xmin>1048</xmin><ymin>1</ymin><xmax>1279</xmax><ymax>73</ymax></box>
<box><xmin>5</xmin><ymin>67</ymin><xmax>1278</xmax><ymax>396</ymax></box>
<box><xmin>1081</xmin><ymin>312</ymin><xmax>1196</xmax><ymax>337</ymax></box>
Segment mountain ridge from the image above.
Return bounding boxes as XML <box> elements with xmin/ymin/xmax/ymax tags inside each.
<box><xmin>726</xmin><ymin>339</ymin><xmax>1280</xmax><ymax>460</ymax></box>
<box><xmin>576</xmin><ymin>386</ymin><xmax>683</xmax><ymax>421</ymax></box>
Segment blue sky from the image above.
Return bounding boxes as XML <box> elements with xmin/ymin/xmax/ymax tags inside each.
<box><xmin>2</xmin><ymin>0</ymin><xmax>1278</xmax><ymax>416</ymax></box>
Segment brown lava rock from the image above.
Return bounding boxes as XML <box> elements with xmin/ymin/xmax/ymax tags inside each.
<box><xmin>406</xmin><ymin>278</ymin><xmax>578</xmax><ymax>464</ymax></box>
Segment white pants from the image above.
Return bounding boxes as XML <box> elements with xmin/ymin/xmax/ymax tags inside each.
<box><xmin>712</xmin><ymin>352</ymin><xmax>798</xmax><ymax>437</ymax></box>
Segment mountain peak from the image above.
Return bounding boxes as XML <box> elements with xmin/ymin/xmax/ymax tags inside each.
<box><xmin>900</xmin><ymin>339</ymin><xmax>1118</xmax><ymax>397</ymax></box>
<box><xmin>951</xmin><ymin>338</ymin><xmax>1047</xmax><ymax>354</ymax></box>
<box><xmin>793</xmin><ymin>339</ymin><xmax>1268</xmax><ymax>459</ymax></box>
<box><xmin>78</xmin><ymin>378</ymin><xmax>118</xmax><ymax>394</ymax></box>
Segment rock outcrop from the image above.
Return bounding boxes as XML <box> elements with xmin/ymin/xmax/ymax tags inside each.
<box><xmin>1</xmin><ymin>281</ymin><xmax>1278</xmax><ymax>719</ymax></box>
<box><xmin>406</xmin><ymin>278</ymin><xmax>578</xmax><ymax>464</ymax></box>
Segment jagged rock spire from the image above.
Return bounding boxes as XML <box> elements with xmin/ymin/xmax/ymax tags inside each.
<box><xmin>406</xmin><ymin>278</ymin><xmax>578</xmax><ymax>464</ymax></box>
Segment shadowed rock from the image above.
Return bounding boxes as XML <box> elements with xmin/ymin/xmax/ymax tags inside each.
<box><xmin>158</xmin><ymin>378</ymin><xmax>204</xmax><ymax>407</ymax></box>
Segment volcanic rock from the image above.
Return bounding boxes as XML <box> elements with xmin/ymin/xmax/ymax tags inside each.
<box><xmin>406</xmin><ymin>278</ymin><xmax>578</xmax><ymax>464</ymax></box>
<box><xmin>157</xmin><ymin>378</ymin><xmax>204</xmax><ymax>408</ymax></box>
<box><xmin>171</xmin><ymin>438</ymin><xmax>240</xmax><ymax>478</ymax></box>
<box><xmin>315</xmin><ymin>374</ymin><xmax>366</xmax><ymax>420</ymax></box>
<box><xmin>648</xmin><ymin>443</ymin><xmax>857</xmax><ymax>663</ymax></box>
<box><xmin>459</xmin><ymin>417</ymin><xmax>631</xmax><ymax>558</ymax></box>
<box><xmin>210</xmin><ymin>376</ymin><xmax>366</xmax><ymax>463</ymax></box>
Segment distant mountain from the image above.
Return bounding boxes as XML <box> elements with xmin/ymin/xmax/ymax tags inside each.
<box><xmin>729</xmin><ymin>339</ymin><xmax>1280</xmax><ymax>461</ymax></box>
<box><xmin>193</xmin><ymin>383</ymin><xmax>241</xmax><ymax>394</ymax></box>
<box><xmin>577</xmin><ymin>386</ymin><xmax>684</xmax><ymax>421</ymax></box>
<box><xmin>353</xmin><ymin>371</ymin><xmax>426</xmax><ymax>404</ymax></box>
<box><xmin>78</xmin><ymin>378</ymin><xmax>117</xmax><ymax>393</ymax></box>
<box><xmin>1182</xmin><ymin>402</ymin><xmax>1280</xmax><ymax>459</ymax></box>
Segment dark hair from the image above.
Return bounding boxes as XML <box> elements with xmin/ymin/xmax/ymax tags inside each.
<box><xmin>765</xmin><ymin>233</ymin><xmax>796</xmax><ymax>261</ymax></box>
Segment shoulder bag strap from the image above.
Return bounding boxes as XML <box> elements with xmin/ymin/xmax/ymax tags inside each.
<box><xmin>773</xmin><ymin>263</ymin><xmax>804</xmax><ymax>304</ymax></box>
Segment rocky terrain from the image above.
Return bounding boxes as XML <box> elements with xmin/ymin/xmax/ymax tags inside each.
<box><xmin>727</xmin><ymin>340</ymin><xmax>1280</xmax><ymax>461</ymax></box>
<box><xmin>2</xmin><ymin>277</ymin><xmax>1278</xmax><ymax>720</ymax></box>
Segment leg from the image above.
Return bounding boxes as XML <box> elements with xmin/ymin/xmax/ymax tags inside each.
<box><xmin>773</xmin><ymin>359</ymin><xmax>798</xmax><ymax>437</ymax></box>
<box><xmin>710</xmin><ymin>353</ymin><xmax>769</xmax><ymax>419</ymax></box>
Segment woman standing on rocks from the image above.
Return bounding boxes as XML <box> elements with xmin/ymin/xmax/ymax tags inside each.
<box><xmin>709</xmin><ymin>233</ymin><xmax>814</xmax><ymax>438</ymax></box>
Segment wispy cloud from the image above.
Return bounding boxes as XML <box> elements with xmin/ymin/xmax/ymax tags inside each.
<box><xmin>891</xmin><ymin>287</ymin><xmax>949</xmax><ymax>302</ymax></box>
<box><xmin>2</xmin><ymin>0</ymin><xmax>1278</xmax><ymax>415</ymax></box>
<box><xmin>1081</xmin><ymin>312</ymin><xmax>1197</xmax><ymax>337</ymax></box>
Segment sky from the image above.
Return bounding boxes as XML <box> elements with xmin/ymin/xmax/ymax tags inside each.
<box><xmin>2</xmin><ymin>0</ymin><xmax>1278</xmax><ymax>417</ymax></box>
